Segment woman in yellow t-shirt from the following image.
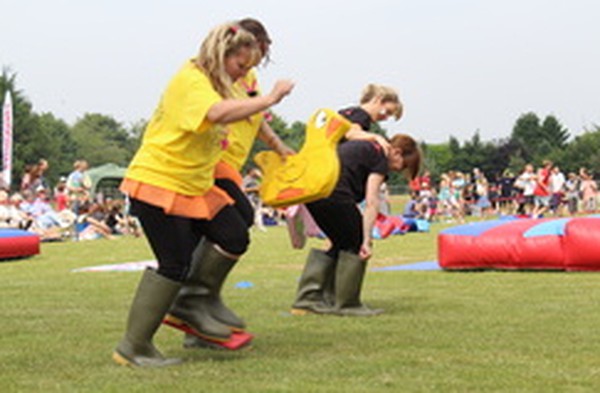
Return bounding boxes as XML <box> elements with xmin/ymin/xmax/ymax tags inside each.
<box><xmin>113</xmin><ymin>21</ymin><xmax>294</xmax><ymax>368</ymax></box>
<box><xmin>174</xmin><ymin>18</ymin><xmax>295</xmax><ymax>350</ymax></box>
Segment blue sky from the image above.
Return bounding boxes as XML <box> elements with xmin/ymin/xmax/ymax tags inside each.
<box><xmin>2</xmin><ymin>0</ymin><xmax>599</xmax><ymax>143</ymax></box>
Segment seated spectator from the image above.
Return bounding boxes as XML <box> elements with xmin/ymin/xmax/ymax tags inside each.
<box><xmin>424</xmin><ymin>188</ymin><xmax>439</xmax><ymax>221</ymax></box>
<box><xmin>0</xmin><ymin>190</ymin><xmax>29</xmax><ymax>229</ymax></box>
<box><xmin>105</xmin><ymin>200</ymin><xmax>142</xmax><ymax>237</ymax></box>
<box><xmin>76</xmin><ymin>202</ymin><xmax>114</xmax><ymax>240</ymax></box>
<box><xmin>18</xmin><ymin>189</ymin><xmax>35</xmax><ymax>216</ymax></box>
<box><xmin>27</xmin><ymin>187</ymin><xmax>74</xmax><ymax>241</ymax></box>
<box><xmin>403</xmin><ymin>191</ymin><xmax>423</xmax><ymax>219</ymax></box>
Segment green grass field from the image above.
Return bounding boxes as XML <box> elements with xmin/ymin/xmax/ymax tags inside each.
<box><xmin>2</xmin><ymin>200</ymin><xmax>600</xmax><ymax>392</ymax></box>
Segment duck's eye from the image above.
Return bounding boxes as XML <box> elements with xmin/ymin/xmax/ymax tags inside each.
<box><xmin>315</xmin><ymin>110</ymin><xmax>328</xmax><ymax>129</ymax></box>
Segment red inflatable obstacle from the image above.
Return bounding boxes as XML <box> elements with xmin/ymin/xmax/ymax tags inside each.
<box><xmin>0</xmin><ymin>229</ymin><xmax>40</xmax><ymax>260</ymax></box>
<box><xmin>438</xmin><ymin>216</ymin><xmax>600</xmax><ymax>271</ymax></box>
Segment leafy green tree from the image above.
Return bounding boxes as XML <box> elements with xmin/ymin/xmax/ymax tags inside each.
<box><xmin>241</xmin><ymin>113</ymin><xmax>305</xmax><ymax>173</ymax></box>
<box><xmin>510</xmin><ymin>112</ymin><xmax>542</xmax><ymax>164</ymax></box>
<box><xmin>509</xmin><ymin>112</ymin><xmax>570</xmax><ymax>166</ymax></box>
<box><xmin>285</xmin><ymin>121</ymin><xmax>307</xmax><ymax>151</ymax></box>
<box><xmin>34</xmin><ymin>112</ymin><xmax>77</xmax><ymax>181</ymax></box>
<box><xmin>495</xmin><ymin>137</ymin><xmax>526</xmax><ymax>175</ymax></box>
<box><xmin>553</xmin><ymin>126</ymin><xmax>600</xmax><ymax>175</ymax></box>
<box><xmin>541</xmin><ymin>115</ymin><xmax>570</xmax><ymax>149</ymax></box>
<box><xmin>423</xmin><ymin>142</ymin><xmax>451</xmax><ymax>177</ymax></box>
<box><xmin>446</xmin><ymin>135</ymin><xmax>471</xmax><ymax>173</ymax></box>
<box><xmin>369</xmin><ymin>121</ymin><xmax>387</xmax><ymax>137</ymax></box>
<box><xmin>442</xmin><ymin>132</ymin><xmax>507</xmax><ymax>179</ymax></box>
<box><xmin>123</xmin><ymin>119</ymin><xmax>146</xmax><ymax>157</ymax></box>
<box><xmin>70</xmin><ymin>113</ymin><xmax>134</xmax><ymax>167</ymax></box>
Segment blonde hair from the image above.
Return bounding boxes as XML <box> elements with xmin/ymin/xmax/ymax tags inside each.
<box><xmin>73</xmin><ymin>159</ymin><xmax>88</xmax><ymax>170</ymax></box>
<box><xmin>360</xmin><ymin>84</ymin><xmax>403</xmax><ymax>120</ymax></box>
<box><xmin>195</xmin><ymin>22</ymin><xmax>262</xmax><ymax>98</ymax></box>
<box><xmin>389</xmin><ymin>134</ymin><xmax>421</xmax><ymax>180</ymax></box>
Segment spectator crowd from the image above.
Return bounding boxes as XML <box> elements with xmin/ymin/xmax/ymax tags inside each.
<box><xmin>0</xmin><ymin>158</ymin><xmax>141</xmax><ymax>241</ymax></box>
<box><xmin>405</xmin><ymin>163</ymin><xmax>598</xmax><ymax>223</ymax></box>
<box><xmin>2</xmin><ymin>157</ymin><xmax>599</xmax><ymax>241</ymax></box>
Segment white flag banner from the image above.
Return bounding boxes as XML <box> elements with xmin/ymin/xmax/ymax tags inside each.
<box><xmin>2</xmin><ymin>90</ymin><xmax>13</xmax><ymax>188</ymax></box>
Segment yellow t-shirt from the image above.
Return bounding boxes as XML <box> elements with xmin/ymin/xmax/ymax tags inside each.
<box><xmin>220</xmin><ymin>69</ymin><xmax>264</xmax><ymax>171</ymax></box>
<box><xmin>125</xmin><ymin>61</ymin><xmax>228</xmax><ymax>196</ymax></box>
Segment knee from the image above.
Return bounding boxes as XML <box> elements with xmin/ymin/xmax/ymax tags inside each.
<box><xmin>216</xmin><ymin>230</ymin><xmax>250</xmax><ymax>256</ymax></box>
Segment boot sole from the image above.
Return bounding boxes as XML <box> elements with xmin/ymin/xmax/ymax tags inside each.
<box><xmin>112</xmin><ymin>350</ymin><xmax>183</xmax><ymax>367</ymax></box>
<box><xmin>290</xmin><ymin>308</ymin><xmax>310</xmax><ymax>316</ymax></box>
<box><xmin>290</xmin><ymin>308</ymin><xmax>321</xmax><ymax>316</ymax></box>
<box><xmin>112</xmin><ymin>351</ymin><xmax>134</xmax><ymax>367</ymax></box>
<box><xmin>229</xmin><ymin>325</ymin><xmax>245</xmax><ymax>333</ymax></box>
<box><xmin>183</xmin><ymin>331</ymin><xmax>254</xmax><ymax>351</ymax></box>
<box><xmin>290</xmin><ymin>306</ymin><xmax>335</xmax><ymax>316</ymax></box>
<box><xmin>163</xmin><ymin>314</ymin><xmax>230</xmax><ymax>343</ymax></box>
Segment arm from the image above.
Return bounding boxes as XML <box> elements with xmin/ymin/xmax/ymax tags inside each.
<box><xmin>206</xmin><ymin>80</ymin><xmax>294</xmax><ymax>124</ymax></box>
<box><xmin>258</xmin><ymin>121</ymin><xmax>295</xmax><ymax>158</ymax></box>
<box><xmin>345</xmin><ymin>125</ymin><xmax>391</xmax><ymax>156</ymax></box>
<box><xmin>85</xmin><ymin>215</ymin><xmax>113</xmax><ymax>237</ymax></box>
<box><xmin>360</xmin><ymin>173</ymin><xmax>386</xmax><ymax>260</ymax></box>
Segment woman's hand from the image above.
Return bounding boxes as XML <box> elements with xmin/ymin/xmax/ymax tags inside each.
<box><xmin>268</xmin><ymin>80</ymin><xmax>294</xmax><ymax>105</ymax></box>
<box><xmin>259</xmin><ymin>121</ymin><xmax>296</xmax><ymax>160</ymax></box>
<box><xmin>275</xmin><ymin>142</ymin><xmax>296</xmax><ymax>159</ymax></box>
<box><xmin>373</xmin><ymin>134</ymin><xmax>391</xmax><ymax>156</ymax></box>
<box><xmin>359</xmin><ymin>240</ymin><xmax>373</xmax><ymax>260</ymax></box>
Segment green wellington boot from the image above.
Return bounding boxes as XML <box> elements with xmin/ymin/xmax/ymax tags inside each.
<box><xmin>322</xmin><ymin>254</ymin><xmax>337</xmax><ymax>308</ymax></box>
<box><xmin>291</xmin><ymin>249</ymin><xmax>337</xmax><ymax>315</ymax></box>
<box><xmin>191</xmin><ymin>240</ymin><xmax>245</xmax><ymax>330</ymax></box>
<box><xmin>332</xmin><ymin>251</ymin><xmax>384</xmax><ymax>317</ymax></box>
<box><xmin>113</xmin><ymin>269</ymin><xmax>183</xmax><ymax>367</ymax></box>
<box><xmin>165</xmin><ymin>240</ymin><xmax>243</xmax><ymax>341</ymax></box>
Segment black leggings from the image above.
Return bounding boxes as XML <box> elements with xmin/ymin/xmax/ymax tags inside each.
<box><xmin>306</xmin><ymin>199</ymin><xmax>363</xmax><ymax>259</ymax></box>
<box><xmin>215</xmin><ymin>178</ymin><xmax>254</xmax><ymax>228</ymax></box>
<box><xmin>131</xmin><ymin>198</ymin><xmax>249</xmax><ymax>282</ymax></box>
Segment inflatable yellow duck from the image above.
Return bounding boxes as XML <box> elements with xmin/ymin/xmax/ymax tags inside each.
<box><xmin>254</xmin><ymin>108</ymin><xmax>351</xmax><ymax>208</ymax></box>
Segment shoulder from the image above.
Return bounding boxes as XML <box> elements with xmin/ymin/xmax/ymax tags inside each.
<box><xmin>338</xmin><ymin>106</ymin><xmax>371</xmax><ymax>129</ymax></box>
<box><xmin>168</xmin><ymin>61</ymin><xmax>222</xmax><ymax>105</ymax></box>
<box><xmin>174</xmin><ymin>61</ymin><xmax>216</xmax><ymax>91</ymax></box>
<box><xmin>339</xmin><ymin>140</ymin><xmax>385</xmax><ymax>161</ymax></box>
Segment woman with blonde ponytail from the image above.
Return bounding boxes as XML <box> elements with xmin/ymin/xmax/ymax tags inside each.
<box><xmin>339</xmin><ymin>83</ymin><xmax>403</xmax><ymax>153</ymax></box>
<box><xmin>113</xmin><ymin>21</ymin><xmax>293</xmax><ymax>367</ymax></box>
<box><xmin>291</xmin><ymin>84</ymin><xmax>416</xmax><ymax>319</ymax></box>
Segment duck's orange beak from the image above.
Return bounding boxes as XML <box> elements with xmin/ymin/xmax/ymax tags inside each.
<box><xmin>276</xmin><ymin>188</ymin><xmax>305</xmax><ymax>201</ymax></box>
<box><xmin>326</xmin><ymin>117</ymin><xmax>342</xmax><ymax>139</ymax></box>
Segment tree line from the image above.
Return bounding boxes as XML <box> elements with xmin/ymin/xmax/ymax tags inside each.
<box><xmin>2</xmin><ymin>68</ymin><xmax>599</xmax><ymax>191</ymax></box>
<box><xmin>425</xmin><ymin>113</ymin><xmax>600</xmax><ymax>182</ymax></box>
